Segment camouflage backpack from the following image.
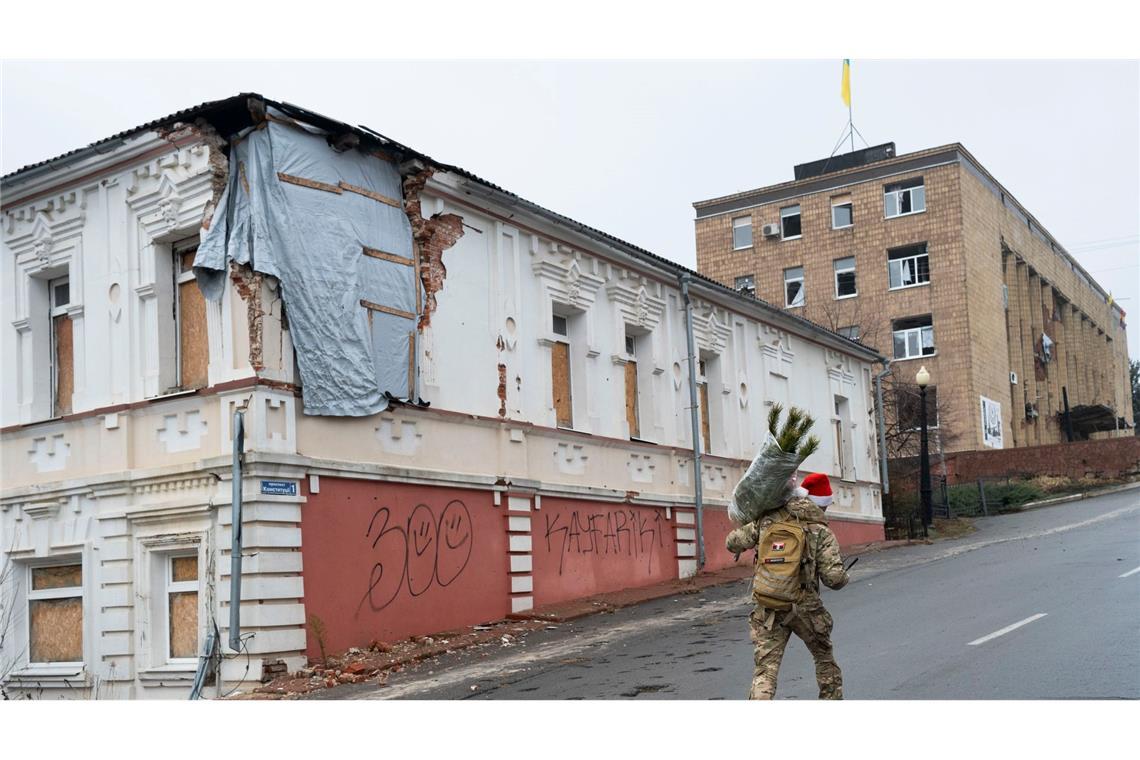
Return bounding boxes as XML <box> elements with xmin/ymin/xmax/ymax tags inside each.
<box><xmin>752</xmin><ymin>517</ymin><xmax>814</xmax><ymax>610</ymax></box>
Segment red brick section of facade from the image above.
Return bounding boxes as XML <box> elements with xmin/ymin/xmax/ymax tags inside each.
<box><xmin>693</xmin><ymin>143</ymin><xmax>1133</xmax><ymax>453</ymax></box>
<box><xmin>892</xmin><ymin>436</ymin><xmax>1140</xmax><ymax>487</ymax></box>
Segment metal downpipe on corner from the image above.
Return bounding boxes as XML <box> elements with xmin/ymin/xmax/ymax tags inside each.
<box><xmin>679</xmin><ymin>273</ymin><xmax>706</xmax><ymax>570</ymax></box>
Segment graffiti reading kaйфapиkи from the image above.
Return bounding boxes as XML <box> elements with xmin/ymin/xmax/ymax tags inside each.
<box><xmin>543</xmin><ymin>508</ymin><xmax>666</xmax><ymax>576</ymax></box>
<box><xmin>360</xmin><ymin>499</ymin><xmax>473</xmax><ymax>613</ymax></box>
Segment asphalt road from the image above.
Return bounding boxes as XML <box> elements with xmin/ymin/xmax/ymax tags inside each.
<box><xmin>328</xmin><ymin>487</ymin><xmax>1140</xmax><ymax>700</ymax></box>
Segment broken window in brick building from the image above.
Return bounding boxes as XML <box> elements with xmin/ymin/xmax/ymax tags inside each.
<box><xmin>834</xmin><ymin>256</ymin><xmax>857</xmax><ymax>298</ymax></box>
<box><xmin>884</xmin><ymin>177</ymin><xmax>926</xmax><ymax>218</ymax></box>
<box><xmin>892</xmin><ymin>314</ymin><xmax>936</xmax><ymax>360</ymax></box>
<box><xmin>784</xmin><ymin>266</ymin><xmax>805</xmax><ymax>308</ymax></box>
<box><xmin>888</xmin><ymin>243</ymin><xmax>930</xmax><ymax>290</ymax></box>
<box><xmin>780</xmin><ymin>205</ymin><xmax>802</xmax><ymax>240</ymax></box>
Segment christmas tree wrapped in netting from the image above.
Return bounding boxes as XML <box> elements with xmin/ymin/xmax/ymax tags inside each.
<box><xmin>728</xmin><ymin>404</ymin><xmax>820</xmax><ymax>525</ymax></box>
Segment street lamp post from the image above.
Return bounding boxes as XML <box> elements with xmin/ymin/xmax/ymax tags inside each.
<box><xmin>916</xmin><ymin>365</ymin><xmax>932</xmax><ymax>535</ymax></box>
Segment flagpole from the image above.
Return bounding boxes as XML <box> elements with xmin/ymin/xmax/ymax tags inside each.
<box><xmin>847</xmin><ymin>60</ymin><xmax>855</xmax><ymax>154</ymax></box>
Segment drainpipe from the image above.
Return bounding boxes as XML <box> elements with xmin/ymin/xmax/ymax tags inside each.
<box><xmin>678</xmin><ymin>273</ymin><xmax>706</xmax><ymax>570</ymax></box>
<box><xmin>874</xmin><ymin>358</ymin><xmax>892</xmax><ymax>494</ymax></box>
<box><xmin>228</xmin><ymin>406</ymin><xmax>246</xmax><ymax>652</ymax></box>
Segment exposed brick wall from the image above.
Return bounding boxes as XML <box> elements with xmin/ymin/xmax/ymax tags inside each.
<box><xmin>890</xmin><ymin>436</ymin><xmax>1140</xmax><ymax>489</ymax></box>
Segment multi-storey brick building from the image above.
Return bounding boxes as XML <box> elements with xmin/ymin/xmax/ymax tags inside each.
<box><xmin>694</xmin><ymin>143</ymin><xmax>1133</xmax><ymax>454</ymax></box>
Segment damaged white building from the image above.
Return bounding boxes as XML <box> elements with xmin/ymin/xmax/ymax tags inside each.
<box><xmin>1</xmin><ymin>94</ymin><xmax>885</xmax><ymax>699</ymax></box>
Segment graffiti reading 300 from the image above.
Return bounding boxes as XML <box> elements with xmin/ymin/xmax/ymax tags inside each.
<box><xmin>543</xmin><ymin>508</ymin><xmax>666</xmax><ymax>575</ymax></box>
<box><xmin>359</xmin><ymin>500</ymin><xmax>473</xmax><ymax>613</ymax></box>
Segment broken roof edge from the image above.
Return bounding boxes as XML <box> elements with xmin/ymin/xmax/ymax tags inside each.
<box><xmin>3</xmin><ymin>91</ymin><xmax>883</xmax><ymax>363</ymax></box>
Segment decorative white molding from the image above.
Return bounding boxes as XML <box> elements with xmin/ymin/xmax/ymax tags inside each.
<box><xmin>627</xmin><ymin>453</ymin><xmax>656</xmax><ymax>484</ymax></box>
<box><xmin>693</xmin><ymin>304</ymin><xmax>730</xmax><ymax>356</ymax></box>
<box><xmin>607</xmin><ymin>270</ymin><xmax>665</xmax><ymax>332</ymax></box>
<box><xmin>376</xmin><ymin>416</ymin><xmax>422</xmax><ymax>456</ymax></box>
<box><xmin>157</xmin><ymin>411</ymin><xmax>208</xmax><ymax>453</ymax></box>
<box><xmin>531</xmin><ymin>242</ymin><xmax>604</xmax><ymax>311</ymax></box>
<box><xmin>28</xmin><ymin>434</ymin><xmax>70</xmax><ymax>473</ymax></box>
<box><xmin>125</xmin><ymin>145</ymin><xmax>213</xmax><ymax>240</ymax></box>
<box><xmin>132</xmin><ymin>476</ymin><xmax>215</xmax><ymax>496</ymax></box>
<box><xmin>22</xmin><ymin>498</ymin><xmax>67</xmax><ymax>521</ymax></box>
<box><xmin>554</xmin><ymin>442</ymin><xmax>588</xmax><ymax>475</ymax></box>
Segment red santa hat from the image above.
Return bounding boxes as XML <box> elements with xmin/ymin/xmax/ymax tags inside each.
<box><xmin>800</xmin><ymin>472</ymin><xmax>833</xmax><ymax>508</ymax></box>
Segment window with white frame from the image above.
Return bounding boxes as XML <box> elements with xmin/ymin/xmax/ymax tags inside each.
<box><xmin>49</xmin><ymin>276</ymin><xmax>73</xmax><ymax>417</ymax></box>
<box><xmin>831</xmin><ymin>197</ymin><xmax>853</xmax><ymax>229</ymax></box>
<box><xmin>834</xmin><ymin>257</ymin><xmax>857</xmax><ymax>298</ymax></box>
<box><xmin>888</xmin><ymin>243</ymin><xmax>930</xmax><ymax>290</ymax></box>
<box><xmin>27</xmin><ymin>562</ymin><xmax>84</xmax><ymax>665</ymax></box>
<box><xmin>734</xmin><ymin>274</ymin><xmax>756</xmax><ymax>296</ymax></box>
<box><xmin>732</xmin><ymin>216</ymin><xmax>753</xmax><ymax>250</ymax></box>
<box><xmin>892</xmin><ymin>315</ymin><xmax>935</xmax><ymax>360</ymax></box>
<box><xmin>780</xmin><ymin>205</ymin><xmax>802</xmax><ymax>240</ymax></box>
<box><xmin>784</xmin><ymin>266</ymin><xmax>805</xmax><ymax>308</ymax></box>
<box><xmin>884</xmin><ymin>177</ymin><xmax>926</xmax><ymax>218</ymax></box>
<box><xmin>165</xmin><ymin>554</ymin><xmax>200</xmax><ymax>661</ymax></box>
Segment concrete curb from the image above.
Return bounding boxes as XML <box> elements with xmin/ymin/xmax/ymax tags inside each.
<box><xmin>1006</xmin><ymin>480</ymin><xmax>1140</xmax><ymax>513</ymax></box>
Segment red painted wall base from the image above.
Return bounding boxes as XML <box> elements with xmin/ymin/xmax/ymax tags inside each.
<box><xmin>300</xmin><ymin>476</ymin><xmax>883</xmax><ymax>659</ymax></box>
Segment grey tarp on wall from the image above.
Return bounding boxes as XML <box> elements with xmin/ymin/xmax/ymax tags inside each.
<box><xmin>195</xmin><ymin>111</ymin><xmax>416</xmax><ymax>416</ymax></box>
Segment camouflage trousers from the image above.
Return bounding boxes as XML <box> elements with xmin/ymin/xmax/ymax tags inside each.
<box><xmin>748</xmin><ymin>598</ymin><xmax>843</xmax><ymax>700</ymax></box>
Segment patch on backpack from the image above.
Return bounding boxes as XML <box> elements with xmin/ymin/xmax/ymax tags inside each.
<box><xmin>771</xmin><ymin>542</ymin><xmax>785</xmax><ymax>551</ymax></box>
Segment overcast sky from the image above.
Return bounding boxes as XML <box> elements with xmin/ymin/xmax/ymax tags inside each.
<box><xmin>3</xmin><ymin>60</ymin><xmax>1137</xmax><ymax>357</ymax></box>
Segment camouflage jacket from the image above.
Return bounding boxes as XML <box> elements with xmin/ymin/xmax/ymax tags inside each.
<box><xmin>725</xmin><ymin>496</ymin><xmax>849</xmax><ymax>595</ymax></box>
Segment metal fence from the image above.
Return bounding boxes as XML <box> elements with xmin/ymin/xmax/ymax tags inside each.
<box><xmin>883</xmin><ymin>476</ymin><xmax>950</xmax><ymax>540</ymax></box>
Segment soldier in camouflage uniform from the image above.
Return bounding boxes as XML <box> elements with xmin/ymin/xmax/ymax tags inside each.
<box><xmin>726</xmin><ymin>472</ymin><xmax>849</xmax><ymax>700</ymax></box>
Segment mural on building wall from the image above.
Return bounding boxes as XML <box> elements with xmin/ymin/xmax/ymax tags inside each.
<box><xmin>981</xmin><ymin>396</ymin><xmax>1004</xmax><ymax>449</ymax></box>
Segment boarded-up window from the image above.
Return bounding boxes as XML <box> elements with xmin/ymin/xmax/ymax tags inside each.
<box><xmin>552</xmin><ymin>342</ymin><xmax>573</xmax><ymax>428</ymax></box>
<box><xmin>50</xmin><ymin>277</ymin><xmax>72</xmax><ymax>417</ymax></box>
<box><xmin>176</xmin><ymin>245</ymin><xmax>208</xmax><ymax>389</ymax></box>
<box><xmin>29</xmin><ymin>563</ymin><xmax>83</xmax><ymax>663</ymax></box>
<box><xmin>168</xmin><ymin>555</ymin><xmax>199</xmax><ymax>660</ymax></box>
<box><xmin>625</xmin><ymin>360</ymin><xmax>640</xmax><ymax>438</ymax></box>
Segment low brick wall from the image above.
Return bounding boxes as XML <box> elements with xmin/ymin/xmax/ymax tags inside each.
<box><xmin>890</xmin><ymin>436</ymin><xmax>1140</xmax><ymax>491</ymax></box>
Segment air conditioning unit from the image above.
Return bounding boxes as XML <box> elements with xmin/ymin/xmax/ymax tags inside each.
<box><xmin>1010</xmin><ymin>371</ymin><xmax>1018</xmax><ymax>385</ymax></box>
<box><xmin>761</xmin><ymin>223</ymin><xmax>781</xmax><ymax>237</ymax></box>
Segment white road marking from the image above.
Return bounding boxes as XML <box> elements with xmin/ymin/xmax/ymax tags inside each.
<box><xmin>968</xmin><ymin>613</ymin><xmax>1048</xmax><ymax>646</ymax></box>
<box><xmin>1119</xmin><ymin>565</ymin><xmax>1140</xmax><ymax>579</ymax></box>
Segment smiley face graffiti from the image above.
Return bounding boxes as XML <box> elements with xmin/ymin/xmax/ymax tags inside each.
<box><xmin>360</xmin><ymin>499</ymin><xmax>475</xmax><ymax>613</ymax></box>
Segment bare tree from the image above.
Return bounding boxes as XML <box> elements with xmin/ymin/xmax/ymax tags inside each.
<box><xmin>0</xmin><ymin>543</ymin><xmax>26</xmax><ymax>699</ymax></box>
<box><xmin>812</xmin><ymin>296</ymin><xmax>885</xmax><ymax>354</ymax></box>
